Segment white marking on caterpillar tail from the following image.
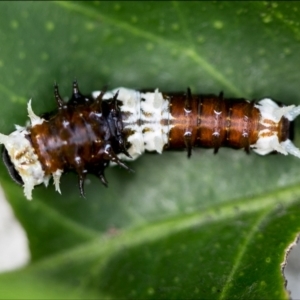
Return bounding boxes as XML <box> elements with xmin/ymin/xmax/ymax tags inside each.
<box><xmin>0</xmin><ymin>126</ymin><xmax>46</xmax><ymax>200</ymax></box>
<box><xmin>52</xmin><ymin>169</ymin><xmax>63</xmax><ymax>194</ymax></box>
<box><xmin>281</xmin><ymin>139</ymin><xmax>300</xmax><ymax>158</ymax></box>
<box><xmin>0</xmin><ymin>100</ymin><xmax>63</xmax><ymax>200</ymax></box>
<box><xmin>255</xmin><ymin>98</ymin><xmax>295</xmax><ymax>124</ymax></box>
<box><xmin>43</xmin><ymin>175</ymin><xmax>51</xmax><ymax>187</ymax></box>
<box><xmin>284</xmin><ymin>104</ymin><xmax>300</xmax><ymax>121</ymax></box>
<box><xmin>251</xmin><ymin>98</ymin><xmax>300</xmax><ymax>158</ymax></box>
<box><xmin>94</xmin><ymin>88</ymin><xmax>173</xmax><ymax>160</ymax></box>
<box><xmin>27</xmin><ymin>100</ymin><xmax>44</xmax><ymax>126</ymax></box>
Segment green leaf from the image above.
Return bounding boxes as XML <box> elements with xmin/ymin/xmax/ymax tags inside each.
<box><xmin>0</xmin><ymin>1</ymin><xmax>300</xmax><ymax>298</ymax></box>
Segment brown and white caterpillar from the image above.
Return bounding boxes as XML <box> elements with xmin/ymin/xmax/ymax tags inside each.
<box><xmin>1</xmin><ymin>81</ymin><xmax>300</xmax><ymax>200</ymax></box>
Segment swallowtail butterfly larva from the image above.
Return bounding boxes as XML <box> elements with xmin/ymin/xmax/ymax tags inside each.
<box><xmin>1</xmin><ymin>81</ymin><xmax>300</xmax><ymax>200</ymax></box>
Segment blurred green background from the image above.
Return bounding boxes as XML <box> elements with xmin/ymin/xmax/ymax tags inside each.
<box><xmin>0</xmin><ymin>1</ymin><xmax>300</xmax><ymax>299</ymax></box>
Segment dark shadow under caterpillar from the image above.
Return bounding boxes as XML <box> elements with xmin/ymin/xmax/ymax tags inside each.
<box><xmin>1</xmin><ymin>80</ymin><xmax>300</xmax><ymax>200</ymax></box>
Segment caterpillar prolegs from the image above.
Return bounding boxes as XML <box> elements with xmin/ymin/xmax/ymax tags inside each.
<box><xmin>1</xmin><ymin>81</ymin><xmax>300</xmax><ymax>200</ymax></box>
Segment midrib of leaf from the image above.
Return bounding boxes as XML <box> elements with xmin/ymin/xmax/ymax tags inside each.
<box><xmin>54</xmin><ymin>1</ymin><xmax>244</xmax><ymax>97</ymax></box>
<box><xmin>13</xmin><ymin>183</ymin><xmax>300</xmax><ymax>275</ymax></box>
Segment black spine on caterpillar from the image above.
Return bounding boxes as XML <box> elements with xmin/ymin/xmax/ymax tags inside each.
<box><xmin>1</xmin><ymin>82</ymin><xmax>300</xmax><ymax>200</ymax></box>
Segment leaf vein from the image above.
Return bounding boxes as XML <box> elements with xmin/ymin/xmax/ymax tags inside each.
<box><xmin>55</xmin><ymin>1</ymin><xmax>244</xmax><ymax>96</ymax></box>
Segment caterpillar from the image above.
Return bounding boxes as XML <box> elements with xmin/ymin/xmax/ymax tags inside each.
<box><xmin>1</xmin><ymin>80</ymin><xmax>300</xmax><ymax>200</ymax></box>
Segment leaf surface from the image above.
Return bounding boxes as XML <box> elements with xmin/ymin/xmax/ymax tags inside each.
<box><xmin>0</xmin><ymin>1</ymin><xmax>300</xmax><ymax>298</ymax></box>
